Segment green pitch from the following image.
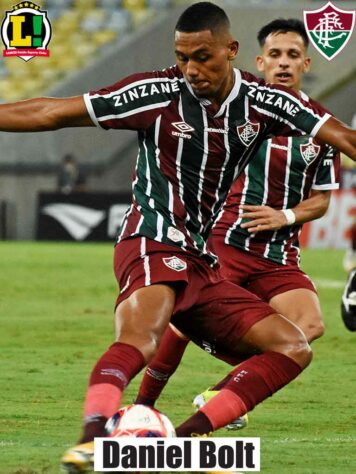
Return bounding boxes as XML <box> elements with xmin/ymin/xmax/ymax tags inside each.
<box><xmin>0</xmin><ymin>242</ymin><xmax>355</xmax><ymax>474</ymax></box>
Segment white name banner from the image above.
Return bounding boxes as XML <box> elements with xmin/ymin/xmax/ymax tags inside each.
<box><xmin>94</xmin><ymin>437</ymin><xmax>260</xmax><ymax>471</ymax></box>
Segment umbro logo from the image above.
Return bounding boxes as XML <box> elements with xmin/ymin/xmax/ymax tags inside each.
<box><xmin>171</xmin><ymin>121</ymin><xmax>195</xmax><ymax>139</ymax></box>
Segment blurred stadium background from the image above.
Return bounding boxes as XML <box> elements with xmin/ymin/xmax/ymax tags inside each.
<box><xmin>0</xmin><ymin>0</ymin><xmax>355</xmax><ymax>246</ymax></box>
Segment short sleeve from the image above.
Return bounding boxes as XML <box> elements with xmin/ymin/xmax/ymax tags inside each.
<box><xmin>312</xmin><ymin>145</ymin><xmax>340</xmax><ymax>190</ymax></box>
<box><xmin>83</xmin><ymin>70</ymin><xmax>182</xmax><ymax>131</ymax></box>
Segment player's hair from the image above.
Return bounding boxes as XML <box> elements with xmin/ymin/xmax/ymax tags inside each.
<box><xmin>175</xmin><ymin>2</ymin><xmax>230</xmax><ymax>35</ymax></box>
<box><xmin>257</xmin><ymin>18</ymin><xmax>309</xmax><ymax>48</ymax></box>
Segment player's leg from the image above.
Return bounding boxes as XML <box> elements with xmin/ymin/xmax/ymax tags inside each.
<box><xmin>246</xmin><ymin>264</ymin><xmax>324</xmax><ymax>344</ymax></box>
<box><xmin>174</xmin><ymin>277</ymin><xmax>312</xmax><ymax>436</ymax></box>
<box><xmin>68</xmin><ymin>285</ymin><xmax>175</xmax><ymax>433</ymax></box>
<box><xmin>135</xmin><ymin>323</ymin><xmax>190</xmax><ymax>406</ymax></box>
<box><xmin>62</xmin><ymin>283</ymin><xmax>176</xmax><ymax>472</ymax></box>
<box><xmin>269</xmin><ymin>288</ymin><xmax>324</xmax><ymax>342</ymax></box>
<box><xmin>62</xmin><ymin>237</ymin><xmax>188</xmax><ymax>472</ymax></box>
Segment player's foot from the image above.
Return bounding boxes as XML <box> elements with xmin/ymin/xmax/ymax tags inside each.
<box><xmin>61</xmin><ymin>441</ymin><xmax>94</xmax><ymax>473</ymax></box>
<box><xmin>341</xmin><ymin>269</ymin><xmax>356</xmax><ymax>331</ymax></box>
<box><xmin>192</xmin><ymin>388</ymin><xmax>248</xmax><ymax>431</ymax></box>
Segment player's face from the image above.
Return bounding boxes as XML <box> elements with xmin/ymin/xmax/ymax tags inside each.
<box><xmin>256</xmin><ymin>31</ymin><xmax>310</xmax><ymax>92</ymax></box>
<box><xmin>174</xmin><ymin>29</ymin><xmax>238</xmax><ymax>105</ymax></box>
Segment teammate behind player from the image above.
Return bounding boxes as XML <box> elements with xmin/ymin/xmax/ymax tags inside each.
<box><xmin>136</xmin><ymin>18</ymin><xmax>340</xmax><ymax>420</ymax></box>
<box><xmin>1</xmin><ymin>3</ymin><xmax>356</xmax><ymax>473</ymax></box>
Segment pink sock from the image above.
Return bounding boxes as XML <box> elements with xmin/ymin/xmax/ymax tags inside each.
<box><xmin>84</xmin><ymin>384</ymin><xmax>122</xmax><ymax>419</ymax></box>
<box><xmin>84</xmin><ymin>341</ymin><xmax>145</xmax><ymax>420</ymax></box>
<box><xmin>200</xmin><ymin>389</ymin><xmax>247</xmax><ymax>430</ymax></box>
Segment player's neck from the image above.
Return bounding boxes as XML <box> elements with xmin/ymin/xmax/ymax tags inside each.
<box><xmin>210</xmin><ymin>68</ymin><xmax>235</xmax><ymax>111</ymax></box>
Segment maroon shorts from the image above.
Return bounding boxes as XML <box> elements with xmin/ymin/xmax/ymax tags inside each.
<box><xmin>114</xmin><ymin>237</ymin><xmax>275</xmax><ymax>362</ymax></box>
<box><xmin>210</xmin><ymin>235</ymin><xmax>317</xmax><ymax>303</ymax></box>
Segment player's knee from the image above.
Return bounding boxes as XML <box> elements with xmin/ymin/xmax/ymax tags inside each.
<box><xmin>306</xmin><ymin>319</ymin><xmax>325</xmax><ymax>342</ymax></box>
<box><xmin>286</xmin><ymin>331</ymin><xmax>313</xmax><ymax>369</ymax></box>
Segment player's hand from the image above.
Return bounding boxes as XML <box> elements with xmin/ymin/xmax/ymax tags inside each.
<box><xmin>240</xmin><ymin>205</ymin><xmax>289</xmax><ymax>233</ymax></box>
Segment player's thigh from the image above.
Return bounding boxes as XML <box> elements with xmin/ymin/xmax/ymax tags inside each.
<box><xmin>248</xmin><ymin>264</ymin><xmax>317</xmax><ymax>302</ymax></box>
<box><xmin>172</xmin><ymin>278</ymin><xmax>274</xmax><ymax>357</ymax></box>
<box><xmin>269</xmin><ymin>288</ymin><xmax>324</xmax><ymax>340</ymax></box>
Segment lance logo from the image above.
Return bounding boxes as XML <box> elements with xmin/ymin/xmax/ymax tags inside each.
<box><xmin>300</xmin><ymin>140</ymin><xmax>321</xmax><ymax>165</ymax></box>
<box><xmin>1</xmin><ymin>2</ymin><xmax>51</xmax><ymax>61</ymax></box>
<box><xmin>304</xmin><ymin>2</ymin><xmax>355</xmax><ymax>61</ymax></box>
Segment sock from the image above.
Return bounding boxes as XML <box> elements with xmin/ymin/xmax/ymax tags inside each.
<box><xmin>176</xmin><ymin>351</ymin><xmax>302</xmax><ymax>435</ymax></box>
<box><xmin>176</xmin><ymin>411</ymin><xmax>214</xmax><ymax>437</ymax></box>
<box><xmin>135</xmin><ymin>325</ymin><xmax>189</xmax><ymax>406</ymax></box>
<box><xmin>201</xmin><ymin>389</ymin><xmax>247</xmax><ymax>430</ymax></box>
<box><xmin>211</xmin><ymin>372</ymin><xmax>233</xmax><ymax>390</ymax></box>
<box><xmin>80</xmin><ymin>342</ymin><xmax>145</xmax><ymax>442</ymax></box>
<box><xmin>222</xmin><ymin>351</ymin><xmax>302</xmax><ymax>413</ymax></box>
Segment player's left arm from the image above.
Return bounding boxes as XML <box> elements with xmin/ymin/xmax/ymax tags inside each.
<box><xmin>240</xmin><ymin>190</ymin><xmax>331</xmax><ymax>234</ymax></box>
<box><xmin>316</xmin><ymin>116</ymin><xmax>356</xmax><ymax>161</ymax></box>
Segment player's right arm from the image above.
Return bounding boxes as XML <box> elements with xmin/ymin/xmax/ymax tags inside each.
<box><xmin>0</xmin><ymin>96</ymin><xmax>94</xmax><ymax>132</ymax></box>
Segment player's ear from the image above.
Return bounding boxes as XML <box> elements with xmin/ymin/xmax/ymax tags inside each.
<box><xmin>256</xmin><ymin>55</ymin><xmax>265</xmax><ymax>72</ymax></box>
<box><xmin>228</xmin><ymin>40</ymin><xmax>239</xmax><ymax>61</ymax></box>
<box><xmin>303</xmin><ymin>56</ymin><xmax>311</xmax><ymax>73</ymax></box>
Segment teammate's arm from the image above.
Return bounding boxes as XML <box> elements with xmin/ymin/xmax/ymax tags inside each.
<box><xmin>240</xmin><ymin>190</ymin><xmax>331</xmax><ymax>234</ymax></box>
<box><xmin>316</xmin><ymin>117</ymin><xmax>356</xmax><ymax>161</ymax></box>
<box><xmin>0</xmin><ymin>96</ymin><xmax>93</xmax><ymax>132</ymax></box>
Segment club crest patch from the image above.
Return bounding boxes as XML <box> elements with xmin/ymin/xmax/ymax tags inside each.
<box><xmin>303</xmin><ymin>2</ymin><xmax>355</xmax><ymax>61</ymax></box>
<box><xmin>162</xmin><ymin>256</ymin><xmax>187</xmax><ymax>272</ymax></box>
<box><xmin>300</xmin><ymin>141</ymin><xmax>321</xmax><ymax>165</ymax></box>
<box><xmin>236</xmin><ymin>120</ymin><xmax>260</xmax><ymax>146</ymax></box>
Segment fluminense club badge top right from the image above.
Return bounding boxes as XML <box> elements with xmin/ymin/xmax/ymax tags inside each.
<box><xmin>303</xmin><ymin>1</ymin><xmax>355</xmax><ymax>61</ymax></box>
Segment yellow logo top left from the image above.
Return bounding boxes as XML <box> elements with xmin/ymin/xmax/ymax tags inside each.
<box><xmin>1</xmin><ymin>2</ymin><xmax>51</xmax><ymax>61</ymax></box>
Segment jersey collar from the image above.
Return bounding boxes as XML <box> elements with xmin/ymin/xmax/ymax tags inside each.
<box><xmin>184</xmin><ymin>68</ymin><xmax>242</xmax><ymax>117</ymax></box>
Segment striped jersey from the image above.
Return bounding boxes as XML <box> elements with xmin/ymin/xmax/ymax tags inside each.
<box><xmin>84</xmin><ymin>66</ymin><xmax>331</xmax><ymax>264</ymax></box>
<box><xmin>213</xmin><ymin>97</ymin><xmax>340</xmax><ymax>266</ymax></box>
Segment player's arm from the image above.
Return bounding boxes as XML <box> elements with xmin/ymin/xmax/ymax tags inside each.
<box><xmin>240</xmin><ymin>189</ymin><xmax>331</xmax><ymax>234</ymax></box>
<box><xmin>316</xmin><ymin>116</ymin><xmax>356</xmax><ymax>161</ymax></box>
<box><xmin>0</xmin><ymin>96</ymin><xmax>94</xmax><ymax>132</ymax></box>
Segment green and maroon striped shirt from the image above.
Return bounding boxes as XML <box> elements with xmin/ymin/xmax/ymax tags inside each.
<box><xmin>84</xmin><ymin>66</ymin><xmax>331</xmax><ymax>264</ymax></box>
<box><xmin>213</xmin><ymin>121</ymin><xmax>340</xmax><ymax>266</ymax></box>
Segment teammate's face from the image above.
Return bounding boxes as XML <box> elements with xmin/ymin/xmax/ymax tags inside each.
<box><xmin>256</xmin><ymin>31</ymin><xmax>310</xmax><ymax>92</ymax></box>
<box><xmin>174</xmin><ymin>29</ymin><xmax>238</xmax><ymax>105</ymax></box>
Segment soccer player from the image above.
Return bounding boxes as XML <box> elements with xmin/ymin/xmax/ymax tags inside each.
<box><xmin>135</xmin><ymin>18</ymin><xmax>341</xmax><ymax>417</ymax></box>
<box><xmin>1</xmin><ymin>3</ymin><xmax>356</xmax><ymax>472</ymax></box>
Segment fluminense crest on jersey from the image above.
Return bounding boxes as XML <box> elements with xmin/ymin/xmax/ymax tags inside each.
<box><xmin>236</xmin><ymin>120</ymin><xmax>260</xmax><ymax>147</ymax></box>
<box><xmin>300</xmin><ymin>141</ymin><xmax>321</xmax><ymax>165</ymax></box>
<box><xmin>1</xmin><ymin>2</ymin><xmax>51</xmax><ymax>61</ymax></box>
<box><xmin>162</xmin><ymin>256</ymin><xmax>187</xmax><ymax>272</ymax></box>
<box><xmin>303</xmin><ymin>2</ymin><xmax>355</xmax><ymax>61</ymax></box>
